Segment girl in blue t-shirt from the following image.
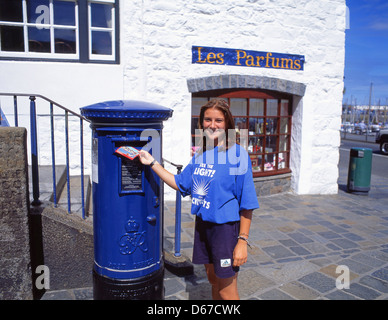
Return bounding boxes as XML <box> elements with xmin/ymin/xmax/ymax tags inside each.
<box><xmin>139</xmin><ymin>98</ymin><xmax>259</xmax><ymax>300</ymax></box>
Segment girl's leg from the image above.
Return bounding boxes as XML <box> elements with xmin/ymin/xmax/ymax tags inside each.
<box><xmin>205</xmin><ymin>264</ymin><xmax>221</xmax><ymax>300</ymax></box>
<box><xmin>205</xmin><ymin>264</ymin><xmax>239</xmax><ymax>300</ymax></box>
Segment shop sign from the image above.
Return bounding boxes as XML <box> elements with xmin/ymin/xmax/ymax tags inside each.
<box><xmin>192</xmin><ymin>46</ymin><xmax>304</xmax><ymax>71</ymax></box>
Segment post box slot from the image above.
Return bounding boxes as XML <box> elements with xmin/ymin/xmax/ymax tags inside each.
<box><xmin>96</xmin><ymin>127</ymin><xmax>152</xmax><ymax>142</ymax></box>
<box><xmin>109</xmin><ymin>135</ymin><xmax>151</xmax><ymax>142</ymax></box>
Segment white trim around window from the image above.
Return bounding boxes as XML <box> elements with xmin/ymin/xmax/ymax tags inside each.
<box><xmin>0</xmin><ymin>0</ymin><xmax>79</xmax><ymax>59</ymax></box>
<box><xmin>88</xmin><ymin>0</ymin><xmax>115</xmax><ymax>61</ymax></box>
<box><xmin>0</xmin><ymin>0</ymin><xmax>119</xmax><ymax>63</ymax></box>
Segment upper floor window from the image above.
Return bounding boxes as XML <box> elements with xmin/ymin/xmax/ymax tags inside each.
<box><xmin>192</xmin><ymin>89</ymin><xmax>292</xmax><ymax>177</ymax></box>
<box><xmin>0</xmin><ymin>0</ymin><xmax>119</xmax><ymax>63</ymax></box>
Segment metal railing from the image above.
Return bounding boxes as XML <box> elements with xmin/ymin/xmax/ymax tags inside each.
<box><xmin>0</xmin><ymin>93</ymin><xmax>90</xmax><ymax>219</ymax></box>
<box><xmin>163</xmin><ymin>158</ymin><xmax>183</xmax><ymax>257</ymax></box>
<box><xmin>0</xmin><ymin>93</ymin><xmax>184</xmax><ymax>255</ymax></box>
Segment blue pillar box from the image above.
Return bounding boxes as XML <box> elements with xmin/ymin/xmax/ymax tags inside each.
<box><xmin>81</xmin><ymin>100</ymin><xmax>173</xmax><ymax>300</ymax></box>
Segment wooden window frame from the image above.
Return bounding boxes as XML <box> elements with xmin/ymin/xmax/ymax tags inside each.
<box><xmin>192</xmin><ymin>89</ymin><xmax>292</xmax><ymax>177</ymax></box>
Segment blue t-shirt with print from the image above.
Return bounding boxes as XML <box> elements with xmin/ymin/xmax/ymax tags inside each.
<box><xmin>174</xmin><ymin>143</ymin><xmax>259</xmax><ymax>224</ymax></box>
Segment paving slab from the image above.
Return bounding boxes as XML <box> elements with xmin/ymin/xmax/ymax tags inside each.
<box><xmin>41</xmin><ymin>157</ymin><xmax>388</xmax><ymax>300</ymax></box>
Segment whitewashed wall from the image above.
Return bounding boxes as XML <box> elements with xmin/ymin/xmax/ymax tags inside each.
<box><xmin>0</xmin><ymin>61</ymin><xmax>123</xmax><ymax>176</ymax></box>
<box><xmin>0</xmin><ymin>0</ymin><xmax>346</xmax><ymax>200</ymax></box>
<box><xmin>121</xmin><ymin>0</ymin><xmax>347</xmax><ymax>197</ymax></box>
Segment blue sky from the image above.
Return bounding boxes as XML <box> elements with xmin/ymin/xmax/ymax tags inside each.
<box><xmin>343</xmin><ymin>0</ymin><xmax>388</xmax><ymax>106</ymax></box>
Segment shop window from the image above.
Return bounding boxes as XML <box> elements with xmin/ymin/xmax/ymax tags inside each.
<box><xmin>0</xmin><ymin>0</ymin><xmax>119</xmax><ymax>63</ymax></box>
<box><xmin>192</xmin><ymin>89</ymin><xmax>292</xmax><ymax>177</ymax></box>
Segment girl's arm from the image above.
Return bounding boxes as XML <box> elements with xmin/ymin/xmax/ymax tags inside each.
<box><xmin>138</xmin><ymin>150</ymin><xmax>179</xmax><ymax>191</ymax></box>
<box><xmin>233</xmin><ymin>209</ymin><xmax>253</xmax><ymax>267</ymax></box>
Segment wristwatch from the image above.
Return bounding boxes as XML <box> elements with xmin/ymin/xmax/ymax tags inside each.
<box><xmin>150</xmin><ymin>159</ymin><xmax>156</xmax><ymax>167</ymax></box>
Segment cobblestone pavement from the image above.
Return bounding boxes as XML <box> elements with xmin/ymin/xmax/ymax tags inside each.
<box><xmin>42</xmin><ymin>164</ymin><xmax>388</xmax><ymax>300</ymax></box>
<box><xmin>162</xmin><ymin>165</ymin><xmax>388</xmax><ymax>300</ymax></box>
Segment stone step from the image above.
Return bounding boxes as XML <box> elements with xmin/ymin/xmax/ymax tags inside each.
<box><xmin>57</xmin><ymin>174</ymin><xmax>92</xmax><ymax>220</ymax></box>
<box><xmin>28</xmin><ymin>165</ymin><xmax>66</xmax><ymax>203</ymax></box>
<box><xmin>29</xmin><ymin>165</ymin><xmax>92</xmax><ymax>219</ymax></box>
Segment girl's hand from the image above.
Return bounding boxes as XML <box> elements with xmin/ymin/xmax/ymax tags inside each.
<box><xmin>139</xmin><ymin>150</ymin><xmax>155</xmax><ymax>166</ymax></box>
<box><xmin>233</xmin><ymin>210</ymin><xmax>252</xmax><ymax>267</ymax></box>
<box><xmin>233</xmin><ymin>240</ymin><xmax>248</xmax><ymax>267</ymax></box>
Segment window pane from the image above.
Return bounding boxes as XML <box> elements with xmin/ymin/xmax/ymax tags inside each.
<box><xmin>280</xmin><ymin>118</ymin><xmax>289</xmax><ymax>134</ymax></box>
<box><xmin>55</xmin><ymin>28</ymin><xmax>76</xmax><ymax>53</ymax></box>
<box><xmin>230</xmin><ymin>98</ymin><xmax>247</xmax><ymax>116</ymax></box>
<box><xmin>0</xmin><ymin>0</ymin><xmax>23</xmax><ymax>22</ymax></box>
<box><xmin>265</xmin><ymin>136</ymin><xmax>277</xmax><ymax>152</ymax></box>
<box><xmin>91</xmin><ymin>3</ymin><xmax>112</xmax><ymax>28</ymax></box>
<box><xmin>278</xmin><ymin>152</ymin><xmax>288</xmax><ymax>169</ymax></box>
<box><xmin>265</xmin><ymin>118</ymin><xmax>278</xmax><ymax>135</ymax></box>
<box><xmin>249</xmin><ymin>118</ymin><xmax>264</xmax><ymax>134</ymax></box>
<box><xmin>27</xmin><ymin>0</ymin><xmax>50</xmax><ymax>24</ymax></box>
<box><xmin>192</xmin><ymin>118</ymin><xmax>201</xmax><ymax>153</ymax></box>
<box><xmin>237</xmin><ymin>129</ymin><xmax>248</xmax><ymax>151</ymax></box>
<box><xmin>280</xmin><ymin>99</ymin><xmax>289</xmax><ymax>116</ymax></box>
<box><xmin>250</xmin><ymin>99</ymin><xmax>264</xmax><ymax>116</ymax></box>
<box><xmin>264</xmin><ymin>154</ymin><xmax>276</xmax><ymax>171</ymax></box>
<box><xmin>192</xmin><ymin>97</ymin><xmax>207</xmax><ymax>116</ymax></box>
<box><xmin>235</xmin><ymin>118</ymin><xmax>248</xmax><ymax>150</ymax></box>
<box><xmin>267</xmin><ymin>99</ymin><xmax>278</xmax><ymax>116</ymax></box>
<box><xmin>279</xmin><ymin>135</ymin><xmax>289</xmax><ymax>152</ymax></box>
<box><xmin>250</xmin><ymin>155</ymin><xmax>262</xmax><ymax>172</ymax></box>
<box><xmin>191</xmin><ymin>117</ymin><xmax>199</xmax><ymax>131</ymax></box>
<box><xmin>54</xmin><ymin>0</ymin><xmax>75</xmax><ymax>26</ymax></box>
<box><xmin>248</xmin><ymin>136</ymin><xmax>263</xmax><ymax>153</ymax></box>
<box><xmin>210</xmin><ymin>97</ymin><xmax>227</xmax><ymax>102</ymax></box>
<box><xmin>234</xmin><ymin>117</ymin><xmax>248</xmax><ymax>130</ymax></box>
<box><xmin>0</xmin><ymin>26</ymin><xmax>24</xmax><ymax>51</ymax></box>
<box><xmin>91</xmin><ymin>30</ymin><xmax>112</xmax><ymax>55</ymax></box>
<box><xmin>28</xmin><ymin>27</ymin><xmax>50</xmax><ymax>52</ymax></box>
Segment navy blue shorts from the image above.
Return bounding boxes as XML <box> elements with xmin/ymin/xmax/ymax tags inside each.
<box><xmin>192</xmin><ymin>216</ymin><xmax>240</xmax><ymax>279</ymax></box>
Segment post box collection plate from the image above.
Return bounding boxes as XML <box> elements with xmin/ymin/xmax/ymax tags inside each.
<box><xmin>120</xmin><ymin>157</ymin><xmax>143</xmax><ymax>193</ymax></box>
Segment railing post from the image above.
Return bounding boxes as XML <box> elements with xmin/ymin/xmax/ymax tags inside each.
<box><xmin>80</xmin><ymin>118</ymin><xmax>85</xmax><ymax>219</ymax></box>
<box><xmin>65</xmin><ymin>110</ymin><xmax>71</xmax><ymax>213</ymax></box>
<box><xmin>174</xmin><ymin>165</ymin><xmax>183</xmax><ymax>257</ymax></box>
<box><xmin>29</xmin><ymin>96</ymin><xmax>41</xmax><ymax>206</ymax></box>
<box><xmin>13</xmin><ymin>95</ymin><xmax>18</xmax><ymax>127</ymax></box>
<box><xmin>50</xmin><ymin>102</ymin><xmax>58</xmax><ymax>207</ymax></box>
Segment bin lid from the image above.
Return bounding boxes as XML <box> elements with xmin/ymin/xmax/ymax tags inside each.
<box><xmin>80</xmin><ymin>100</ymin><xmax>173</xmax><ymax>123</ymax></box>
<box><xmin>350</xmin><ymin>147</ymin><xmax>372</xmax><ymax>151</ymax></box>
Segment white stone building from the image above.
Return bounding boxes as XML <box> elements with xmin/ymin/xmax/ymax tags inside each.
<box><xmin>0</xmin><ymin>0</ymin><xmax>347</xmax><ymax>200</ymax></box>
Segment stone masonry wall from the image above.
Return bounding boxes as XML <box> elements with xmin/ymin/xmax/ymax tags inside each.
<box><xmin>0</xmin><ymin>127</ymin><xmax>33</xmax><ymax>299</ymax></box>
